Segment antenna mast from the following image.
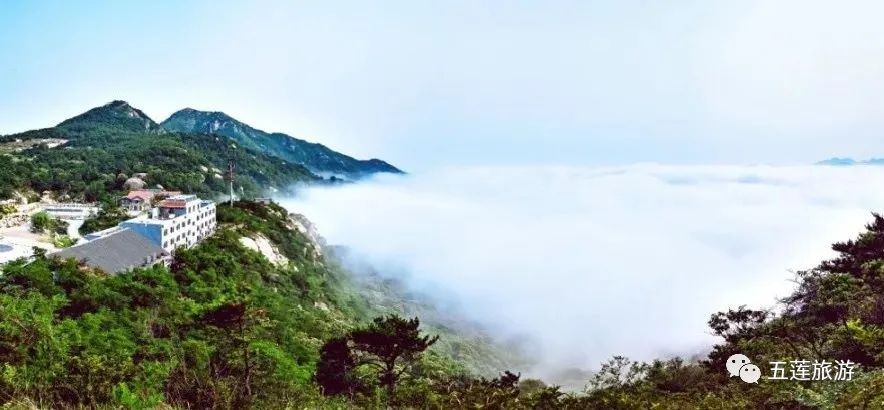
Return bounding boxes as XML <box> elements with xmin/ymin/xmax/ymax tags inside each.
<box><xmin>228</xmin><ymin>157</ymin><xmax>236</xmax><ymax>206</ymax></box>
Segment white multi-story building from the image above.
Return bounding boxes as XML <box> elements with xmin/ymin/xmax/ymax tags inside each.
<box><xmin>119</xmin><ymin>194</ymin><xmax>216</xmax><ymax>254</ymax></box>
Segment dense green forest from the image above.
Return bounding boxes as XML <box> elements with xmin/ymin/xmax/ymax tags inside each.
<box><xmin>0</xmin><ymin>127</ymin><xmax>319</xmax><ymax>202</ymax></box>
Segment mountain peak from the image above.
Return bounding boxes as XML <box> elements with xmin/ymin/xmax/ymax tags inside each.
<box><xmin>168</xmin><ymin>108</ymin><xmax>236</xmax><ymax>122</ymax></box>
<box><xmin>105</xmin><ymin>99</ymin><xmax>132</xmax><ymax>108</ymax></box>
<box><xmin>57</xmin><ymin>100</ymin><xmax>160</xmax><ymax>132</ymax></box>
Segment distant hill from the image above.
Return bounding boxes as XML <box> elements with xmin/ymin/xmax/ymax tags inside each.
<box><xmin>162</xmin><ymin>108</ymin><xmax>402</xmax><ymax>178</ymax></box>
<box><xmin>0</xmin><ymin>100</ymin><xmax>319</xmax><ymax>201</ymax></box>
<box><xmin>817</xmin><ymin>157</ymin><xmax>884</xmax><ymax>166</ymax></box>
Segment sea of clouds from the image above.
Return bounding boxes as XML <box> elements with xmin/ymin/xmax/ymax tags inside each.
<box><xmin>278</xmin><ymin>164</ymin><xmax>884</xmax><ymax>377</ymax></box>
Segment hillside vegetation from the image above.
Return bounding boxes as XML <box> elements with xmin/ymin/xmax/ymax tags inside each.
<box><xmin>0</xmin><ymin>201</ymin><xmax>523</xmax><ymax>408</ymax></box>
<box><xmin>162</xmin><ymin>108</ymin><xmax>402</xmax><ymax>178</ymax></box>
<box><xmin>0</xmin><ymin>104</ymin><xmax>318</xmax><ymax>202</ymax></box>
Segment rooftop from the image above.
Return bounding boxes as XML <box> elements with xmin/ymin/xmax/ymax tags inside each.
<box><xmin>83</xmin><ymin>225</ymin><xmax>127</xmax><ymax>240</ymax></box>
<box><xmin>158</xmin><ymin>194</ymin><xmax>200</xmax><ymax>208</ymax></box>
<box><xmin>124</xmin><ymin>190</ymin><xmax>154</xmax><ymax>201</ymax></box>
<box><xmin>53</xmin><ymin>228</ymin><xmax>168</xmax><ymax>274</ymax></box>
<box><xmin>121</xmin><ymin>216</ymin><xmax>175</xmax><ymax>226</ymax></box>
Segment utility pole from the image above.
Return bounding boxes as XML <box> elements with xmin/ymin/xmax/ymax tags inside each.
<box><xmin>228</xmin><ymin>158</ymin><xmax>236</xmax><ymax>206</ymax></box>
<box><xmin>227</xmin><ymin>145</ymin><xmax>236</xmax><ymax>208</ymax></box>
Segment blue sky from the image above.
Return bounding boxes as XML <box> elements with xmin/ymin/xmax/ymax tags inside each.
<box><xmin>3</xmin><ymin>1</ymin><xmax>884</xmax><ymax>170</ymax></box>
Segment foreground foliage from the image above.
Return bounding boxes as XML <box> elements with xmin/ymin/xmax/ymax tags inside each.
<box><xmin>5</xmin><ymin>201</ymin><xmax>884</xmax><ymax>408</ymax></box>
<box><xmin>0</xmin><ymin>202</ymin><xmax>472</xmax><ymax>408</ymax></box>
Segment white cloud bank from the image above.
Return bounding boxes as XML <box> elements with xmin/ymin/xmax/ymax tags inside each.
<box><xmin>278</xmin><ymin>165</ymin><xmax>884</xmax><ymax>375</ymax></box>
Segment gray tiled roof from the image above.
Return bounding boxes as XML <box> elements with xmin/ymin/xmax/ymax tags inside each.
<box><xmin>53</xmin><ymin>228</ymin><xmax>167</xmax><ymax>274</ymax></box>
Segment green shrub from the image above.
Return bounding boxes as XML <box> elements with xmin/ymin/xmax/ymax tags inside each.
<box><xmin>51</xmin><ymin>234</ymin><xmax>77</xmax><ymax>248</ymax></box>
<box><xmin>29</xmin><ymin>211</ymin><xmax>51</xmax><ymax>233</ymax></box>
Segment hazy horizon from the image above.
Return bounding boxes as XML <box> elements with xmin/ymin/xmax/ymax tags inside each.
<box><xmin>5</xmin><ymin>1</ymin><xmax>884</xmax><ymax>171</ymax></box>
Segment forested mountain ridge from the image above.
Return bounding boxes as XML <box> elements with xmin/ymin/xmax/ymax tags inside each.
<box><xmin>0</xmin><ymin>99</ymin><xmax>403</xmax><ymax>201</ymax></box>
<box><xmin>0</xmin><ymin>101</ymin><xmax>320</xmax><ymax>201</ymax></box>
<box><xmin>161</xmin><ymin>108</ymin><xmax>402</xmax><ymax>178</ymax></box>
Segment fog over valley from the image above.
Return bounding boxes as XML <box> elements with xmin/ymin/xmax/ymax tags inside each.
<box><xmin>279</xmin><ymin>164</ymin><xmax>884</xmax><ymax>377</ymax></box>
<box><xmin>7</xmin><ymin>0</ymin><xmax>884</xmax><ymax>406</ymax></box>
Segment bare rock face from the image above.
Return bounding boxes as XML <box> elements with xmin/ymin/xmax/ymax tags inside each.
<box><xmin>123</xmin><ymin>177</ymin><xmax>146</xmax><ymax>190</ymax></box>
<box><xmin>238</xmin><ymin>235</ymin><xmax>290</xmax><ymax>266</ymax></box>
<box><xmin>288</xmin><ymin>212</ymin><xmax>325</xmax><ymax>260</ymax></box>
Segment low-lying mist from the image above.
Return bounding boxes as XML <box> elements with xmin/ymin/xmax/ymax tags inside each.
<box><xmin>278</xmin><ymin>164</ymin><xmax>884</xmax><ymax>377</ymax></box>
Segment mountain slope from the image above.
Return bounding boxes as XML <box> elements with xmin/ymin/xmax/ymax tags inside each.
<box><xmin>161</xmin><ymin>108</ymin><xmax>402</xmax><ymax>177</ymax></box>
